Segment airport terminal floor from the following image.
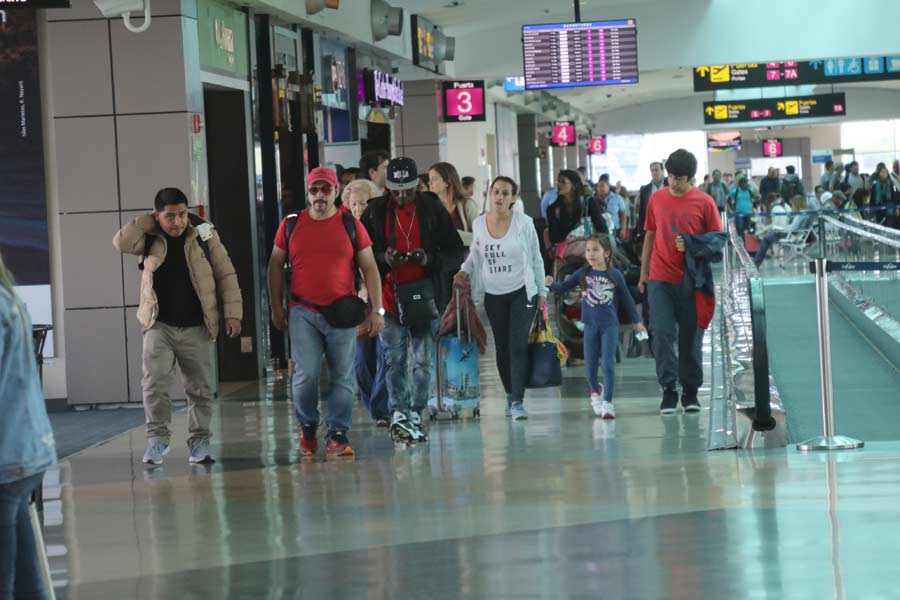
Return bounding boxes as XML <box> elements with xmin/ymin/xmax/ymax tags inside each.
<box><xmin>40</xmin><ymin>320</ymin><xmax>900</xmax><ymax>600</ymax></box>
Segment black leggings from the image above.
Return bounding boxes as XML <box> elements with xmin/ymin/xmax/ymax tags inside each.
<box><xmin>484</xmin><ymin>287</ymin><xmax>539</xmax><ymax>404</ymax></box>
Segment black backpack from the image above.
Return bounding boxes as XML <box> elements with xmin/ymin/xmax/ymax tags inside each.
<box><xmin>283</xmin><ymin>211</ymin><xmax>361</xmax><ymax>293</ymax></box>
<box><xmin>139</xmin><ymin>213</ymin><xmax>211</xmax><ymax>271</ymax></box>
<box><xmin>782</xmin><ymin>177</ymin><xmax>800</xmax><ymax>201</ymax></box>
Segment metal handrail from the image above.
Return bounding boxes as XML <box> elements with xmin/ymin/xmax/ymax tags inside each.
<box><xmin>842</xmin><ymin>214</ymin><xmax>900</xmax><ymax>239</ymax></box>
<box><xmin>725</xmin><ymin>223</ymin><xmax>776</xmax><ymax>433</ymax></box>
<box><xmin>825</xmin><ymin>216</ymin><xmax>900</xmax><ymax>250</ymax></box>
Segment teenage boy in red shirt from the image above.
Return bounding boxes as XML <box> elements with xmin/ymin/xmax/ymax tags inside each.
<box><xmin>639</xmin><ymin>149</ymin><xmax>723</xmax><ymax>415</ymax></box>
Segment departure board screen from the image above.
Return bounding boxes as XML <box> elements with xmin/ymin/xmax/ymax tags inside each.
<box><xmin>522</xmin><ymin>19</ymin><xmax>639</xmax><ymax>90</ymax></box>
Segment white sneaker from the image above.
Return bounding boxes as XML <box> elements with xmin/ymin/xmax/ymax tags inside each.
<box><xmin>600</xmin><ymin>401</ymin><xmax>616</xmax><ymax>420</ymax></box>
<box><xmin>590</xmin><ymin>393</ymin><xmax>604</xmax><ymax>417</ymax></box>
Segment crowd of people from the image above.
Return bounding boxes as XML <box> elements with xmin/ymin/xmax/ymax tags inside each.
<box><xmin>0</xmin><ymin>148</ymin><xmax>728</xmax><ymax>592</ymax></box>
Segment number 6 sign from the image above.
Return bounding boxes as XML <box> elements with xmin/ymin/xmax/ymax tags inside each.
<box><xmin>442</xmin><ymin>80</ymin><xmax>486</xmax><ymax>122</ymax></box>
<box><xmin>762</xmin><ymin>138</ymin><xmax>783</xmax><ymax>157</ymax></box>
<box><xmin>588</xmin><ymin>135</ymin><xmax>607</xmax><ymax>154</ymax></box>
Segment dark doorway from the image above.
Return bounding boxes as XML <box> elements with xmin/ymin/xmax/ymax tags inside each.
<box><xmin>203</xmin><ymin>86</ymin><xmax>262</xmax><ymax>382</ymax></box>
<box><xmin>361</xmin><ymin>122</ymin><xmax>391</xmax><ymax>156</ymax></box>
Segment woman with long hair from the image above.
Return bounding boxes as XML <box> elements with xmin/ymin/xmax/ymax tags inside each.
<box><xmin>546</xmin><ymin>169</ymin><xmax>609</xmax><ymax>244</ymax></box>
<box><xmin>0</xmin><ymin>250</ymin><xmax>57</xmax><ymax>598</ymax></box>
<box><xmin>428</xmin><ymin>162</ymin><xmax>480</xmax><ymax>246</ymax></box>
<box><xmin>454</xmin><ymin>176</ymin><xmax>547</xmax><ymax>420</ymax></box>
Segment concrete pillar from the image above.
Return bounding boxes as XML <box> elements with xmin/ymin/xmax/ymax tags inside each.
<box><xmin>395</xmin><ymin>80</ymin><xmax>443</xmax><ymax>172</ymax></box>
<box><xmin>44</xmin><ymin>0</ymin><xmax>206</xmax><ymax>404</ymax></box>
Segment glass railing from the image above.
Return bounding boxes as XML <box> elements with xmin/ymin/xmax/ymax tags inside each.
<box><xmin>708</xmin><ymin>219</ymin><xmax>784</xmax><ymax>450</ymax></box>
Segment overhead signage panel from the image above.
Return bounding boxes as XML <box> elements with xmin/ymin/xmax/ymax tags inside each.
<box><xmin>702</xmin><ymin>93</ymin><xmax>846</xmax><ymax>125</ymax></box>
<box><xmin>0</xmin><ymin>0</ymin><xmax>70</xmax><ymax>7</ymax></box>
<box><xmin>694</xmin><ymin>56</ymin><xmax>900</xmax><ymax>91</ymax></box>
<box><xmin>441</xmin><ymin>80</ymin><xmax>485</xmax><ymax>123</ymax></box>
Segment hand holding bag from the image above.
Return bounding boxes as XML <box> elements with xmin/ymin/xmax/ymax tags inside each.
<box><xmin>526</xmin><ymin>311</ymin><xmax>566</xmax><ymax>389</ymax></box>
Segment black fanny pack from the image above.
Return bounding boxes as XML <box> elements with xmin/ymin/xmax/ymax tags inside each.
<box><xmin>293</xmin><ymin>294</ymin><xmax>367</xmax><ymax>329</ymax></box>
<box><xmin>394</xmin><ymin>278</ymin><xmax>439</xmax><ymax>327</ymax></box>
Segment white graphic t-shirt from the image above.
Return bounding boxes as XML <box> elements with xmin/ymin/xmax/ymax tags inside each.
<box><xmin>473</xmin><ymin>219</ymin><xmax>527</xmax><ymax>296</ymax></box>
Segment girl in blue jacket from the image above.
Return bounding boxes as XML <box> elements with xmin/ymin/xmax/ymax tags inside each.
<box><xmin>0</xmin><ymin>251</ymin><xmax>57</xmax><ymax>598</ymax></box>
<box><xmin>545</xmin><ymin>235</ymin><xmax>645</xmax><ymax>419</ymax></box>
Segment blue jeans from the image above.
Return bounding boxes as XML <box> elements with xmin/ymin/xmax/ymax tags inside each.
<box><xmin>380</xmin><ymin>316</ymin><xmax>435</xmax><ymax>414</ymax></box>
<box><xmin>0</xmin><ymin>473</ymin><xmax>47</xmax><ymax>600</ymax></box>
<box><xmin>584</xmin><ymin>322</ymin><xmax>618</xmax><ymax>401</ymax></box>
<box><xmin>289</xmin><ymin>306</ymin><xmax>356</xmax><ymax>434</ymax></box>
<box><xmin>355</xmin><ymin>335</ymin><xmax>389</xmax><ymax>420</ymax></box>
<box><xmin>754</xmin><ymin>231</ymin><xmax>785</xmax><ymax>267</ymax></box>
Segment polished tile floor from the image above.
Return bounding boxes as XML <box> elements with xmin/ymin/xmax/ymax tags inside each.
<box><xmin>39</xmin><ymin>346</ymin><xmax>900</xmax><ymax>599</ymax></box>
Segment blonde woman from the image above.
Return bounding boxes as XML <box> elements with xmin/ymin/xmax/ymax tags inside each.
<box><xmin>0</xmin><ymin>250</ymin><xmax>57</xmax><ymax>597</ymax></box>
<box><xmin>342</xmin><ymin>179</ymin><xmax>381</xmax><ymax>220</ymax></box>
<box><xmin>428</xmin><ymin>162</ymin><xmax>479</xmax><ymax>246</ymax></box>
<box><xmin>343</xmin><ymin>177</ymin><xmax>391</xmax><ymax>426</ymax></box>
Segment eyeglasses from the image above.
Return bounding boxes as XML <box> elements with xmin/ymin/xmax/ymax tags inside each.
<box><xmin>308</xmin><ymin>183</ymin><xmax>333</xmax><ymax>196</ymax></box>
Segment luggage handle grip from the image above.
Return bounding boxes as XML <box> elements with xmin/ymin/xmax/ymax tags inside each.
<box><xmin>455</xmin><ymin>286</ymin><xmax>471</xmax><ymax>345</ymax></box>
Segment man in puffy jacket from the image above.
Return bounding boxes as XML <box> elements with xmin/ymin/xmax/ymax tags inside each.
<box><xmin>114</xmin><ymin>188</ymin><xmax>242</xmax><ymax>466</ymax></box>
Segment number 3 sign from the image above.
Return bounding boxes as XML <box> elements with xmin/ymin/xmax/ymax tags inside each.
<box><xmin>442</xmin><ymin>80</ymin><xmax>486</xmax><ymax>122</ymax></box>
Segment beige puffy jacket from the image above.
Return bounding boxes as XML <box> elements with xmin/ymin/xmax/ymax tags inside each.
<box><xmin>113</xmin><ymin>214</ymin><xmax>242</xmax><ymax>339</ymax></box>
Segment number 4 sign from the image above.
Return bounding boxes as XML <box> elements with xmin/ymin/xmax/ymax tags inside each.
<box><xmin>551</xmin><ymin>121</ymin><xmax>575</xmax><ymax>147</ymax></box>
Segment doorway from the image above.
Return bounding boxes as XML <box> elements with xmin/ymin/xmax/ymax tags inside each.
<box><xmin>203</xmin><ymin>86</ymin><xmax>262</xmax><ymax>382</ymax></box>
<box><xmin>361</xmin><ymin>122</ymin><xmax>391</xmax><ymax>155</ymax></box>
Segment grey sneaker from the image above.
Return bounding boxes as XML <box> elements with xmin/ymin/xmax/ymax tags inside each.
<box><xmin>188</xmin><ymin>440</ymin><xmax>215</xmax><ymax>464</ymax></box>
<box><xmin>509</xmin><ymin>402</ymin><xmax>529</xmax><ymax>421</ymax></box>
<box><xmin>142</xmin><ymin>439</ymin><xmax>170</xmax><ymax>465</ymax></box>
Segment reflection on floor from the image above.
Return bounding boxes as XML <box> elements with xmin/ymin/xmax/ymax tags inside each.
<box><xmin>39</xmin><ymin>345</ymin><xmax>900</xmax><ymax>599</ymax></box>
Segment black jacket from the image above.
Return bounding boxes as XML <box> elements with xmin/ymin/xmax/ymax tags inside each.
<box><xmin>361</xmin><ymin>191</ymin><xmax>465</xmax><ymax>311</ymax></box>
<box><xmin>546</xmin><ymin>195</ymin><xmax>608</xmax><ymax>244</ymax></box>
<box><xmin>635</xmin><ymin>180</ymin><xmax>666</xmax><ymax>240</ymax></box>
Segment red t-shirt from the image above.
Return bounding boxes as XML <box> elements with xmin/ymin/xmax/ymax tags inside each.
<box><xmin>274</xmin><ymin>207</ymin><xmax>372</xmax><ymax>307</ymax></box>
<box><xmin>645</xmin><ymin>186</ymin><xmax>722</xmax><ymax>284</ymax></box>
<box><xmin>383</xmin><ymin>200</ymin><xmax>427</xmax><ymax>315</ymax></box>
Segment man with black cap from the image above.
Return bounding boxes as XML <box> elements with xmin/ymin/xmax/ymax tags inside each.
<box><xmin>361</xmin><ymin>157</ymin><xmax>464</xmax><ymax>444</ymax></box>
<box><xmin>267</xmin><ymin>166</ymin><xmax>385</xmax><ymax>459</ymax></box>
<box><xmin>638</xmin><ymin>149</ymin><xmax>723</xmax><ymax>415</ymax></box>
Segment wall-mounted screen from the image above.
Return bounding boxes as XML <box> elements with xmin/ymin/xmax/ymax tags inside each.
<box><xmin>762</xmin><ymin>139</ymin><xmax>783</xmax><ymax>157</ymax></box>
<box><xmin>707</xmin><ymin>131</ymin><xmax>741</xmax><ymax>152</ymax></box>
<box><xmin>550</xmin><ymin>121</ymin><xmax>576</xmax><ymax>147</ymax></box>
<box><xmin>587</xmin><ymin>135</ymin><xmax>606</xmax><ymax>154</ymax></box>
<box><xmin>441</xmin><ymin>80</ymin><xmax>486</xmax><ymax>122</ymax></box>
<box><xmin>522</xmin><ymin>19</ymin><xmax>639</xmax><ymax>90</ymax></box>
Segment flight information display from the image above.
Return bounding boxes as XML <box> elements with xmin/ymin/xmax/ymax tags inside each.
<box><xmin>522</xmin><ymin>19</ymin><xmax>639</xmax><ymax>90</ymax></box>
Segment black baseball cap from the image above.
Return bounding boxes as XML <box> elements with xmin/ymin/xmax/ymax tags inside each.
<box><xmin>386</xmin><ymin>157</ymin><xmax>419</xmax><ymax>191</ymax></box>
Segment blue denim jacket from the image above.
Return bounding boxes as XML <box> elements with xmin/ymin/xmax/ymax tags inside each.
<box><xmin>0</xmin><ymin>287</ymin><xmax>57</xmax><ymax>484</ymax></box>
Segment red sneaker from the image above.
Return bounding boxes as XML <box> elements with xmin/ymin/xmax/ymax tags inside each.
<box><xmin>326</xmin><ymin>432</ymin><xmax>355</xmax><ymax>458</ymax></box>
<box><xmin>300</xmin><ymin>424</ymin><xmax>318</xmax><ymax>457</ymax></box>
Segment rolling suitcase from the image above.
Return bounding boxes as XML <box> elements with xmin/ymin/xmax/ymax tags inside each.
<box><xmin>429</xmin><ymin>287</ymin><xmax>481</xmax><ymax>420</ymax></box>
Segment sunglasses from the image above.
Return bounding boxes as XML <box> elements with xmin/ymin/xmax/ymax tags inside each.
<box><xmin>308</xmin><ymin>183</ymin><xmax>334</xmax><ymax>196</ymax></box>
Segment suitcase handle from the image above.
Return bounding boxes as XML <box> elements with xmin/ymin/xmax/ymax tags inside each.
<box><xmin>455</xmin><ymin>286</ymin><xmax>471</xmax><ymax>345</ymax></box>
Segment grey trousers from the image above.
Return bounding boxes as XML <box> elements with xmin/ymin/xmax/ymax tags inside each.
<box><xmin>648</xmin><ymin>280</ymin><xmax>704</xmax><ymax>391</ymax></box>
<box><xmin>142</xmin><ymin>322</ymin><xmax>214</xmax><ymax>445</ymax></box>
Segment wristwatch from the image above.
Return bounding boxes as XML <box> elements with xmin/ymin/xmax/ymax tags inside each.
<box><xmin>375</xmin><ymin>307</ymin><xmax>386</xmax><ymax>316</ymax></box>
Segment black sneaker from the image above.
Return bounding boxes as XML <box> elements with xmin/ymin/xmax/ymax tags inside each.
<box><xmin>682</xmin><ymin>387</ymin><xmax>701</xmax><ymax>413</ymax></box>
<box><xmin>659</xmin><ymin>388</ymin><xmax>679</xmax><ymax>415</ymax></box>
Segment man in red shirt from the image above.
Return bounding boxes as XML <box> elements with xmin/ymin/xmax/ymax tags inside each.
<box><xmin>361</xmin><ymin>158</ymin><xmax>464</xmax><ymax>445</ymax></box>
<box><xmin>638</xmin><ymin>149</ymin><xmax>723</xmax><ymax>415</ymax></box>
<box><xmin>267</xmin><ymin>167</ymin><xmax>385</xmax><ymax>458</ymax></box>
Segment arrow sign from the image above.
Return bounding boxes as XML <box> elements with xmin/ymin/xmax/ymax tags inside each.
<box><xmin>777</xmin><ymin>102</ymin><xmax>785</xmax><ymax>111</ymax></box>
<box><xmin>810</xmin><ymin>60</ymin><xmax>822</xmax><ymax>71</ymax></box>
<box><xmin>696</xmin><ymin>66</ymin><xmax>710</xmax><ymax>78</ymax></box>
<box><xmin>705</xmin><ymin>106</ymin><xmax>714</xmax><ymax>115</ymax></box>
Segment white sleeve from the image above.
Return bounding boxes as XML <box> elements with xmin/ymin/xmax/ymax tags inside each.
<box><xmin>527</xmin><ymin>220</ymin><xmax>547</xmax><ymax>296</ymax></box>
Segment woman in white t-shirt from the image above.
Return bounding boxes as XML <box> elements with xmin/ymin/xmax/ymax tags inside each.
<box><xmin>454</xmin><ymin>176</ymin><xmax>547</xmax><ymax>420</ymax></box>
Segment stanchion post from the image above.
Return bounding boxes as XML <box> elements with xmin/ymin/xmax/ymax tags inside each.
<box><xmin>796</xmin><ymin>252</ymin><xmax>864</xmax><ymax>451</ymax></box>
